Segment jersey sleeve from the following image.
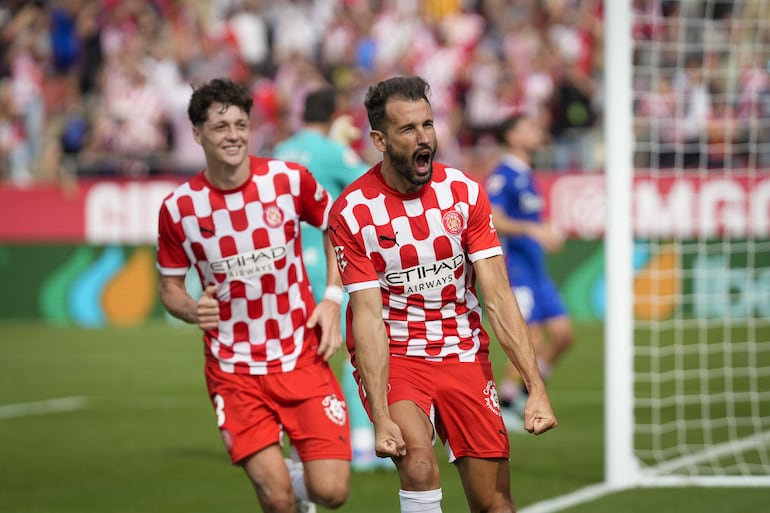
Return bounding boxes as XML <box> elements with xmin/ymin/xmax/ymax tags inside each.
<box><xmin>466</xmin><ymin>182</ymin><xmax>504</xmax><ymax>263</ymax></box>
<box><xmin>156</xmin><ymin>199</ymin><xmax>190</xmax><ymax>276</ymax></box>
<box><xmin>297</xmin><ymin>164</ymin><xmax>333</xmax><ymax>230</ymax></box>
<box><xmin>328</xmin><ymin>207</ymin><xmax>380</xmax><ymax>293</ymax></box>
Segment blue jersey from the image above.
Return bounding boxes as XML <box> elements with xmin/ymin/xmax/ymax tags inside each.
<box><xmin>274</xmin><ymin>129</ymin><xmax>368</xmax><ymax>302</ymax></box>
<box><xmin>486</xmin><ymin>155</ymin><xmax>546</xmax><ymax>279</ymax></box>
<box><xmin>485</xmin><ymin>154</ymin><xmax>565</xmax><ymax>323</ymax></box>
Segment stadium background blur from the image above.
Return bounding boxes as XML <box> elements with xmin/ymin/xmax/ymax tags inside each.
<box><xmin>1</xmin><ymin>2</ymin><xmax>770</xmax><ymax>512</ymax></box>
<box><xmin>0</xmin><ymin>0</ymin><xmax>609</xmax><ymax>185</ymax></box>
<box><xmin>2</xmin><ymin>0</ymin><xmax>767</xmax><ymax>185</ymax></box>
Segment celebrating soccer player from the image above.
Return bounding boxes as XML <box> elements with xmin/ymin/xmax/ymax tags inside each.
<box><xmin>328</xmin><ymin>75</ymin><xmax>557</xmax><ymax>513</ymax></box>
<box><xmin>156</xmin><ymin>77</ymin><xmax>350</xmax><ymax>513</ymax></box>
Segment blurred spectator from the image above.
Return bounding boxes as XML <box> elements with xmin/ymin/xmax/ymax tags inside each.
<box><xmin>546</xmin><ymin>0</ymin><xmax>601</xmax><ymax>172</ymax></box>
<box><xmin>1</xmin><ymin>2</ymin><xmax>48</xmax><ymax>184</ymax></box>
<box><xmin>79</xmin><ymin>36</ymin><xmax>170</xmax><ymax>176</ymax></box>
<box><xmin>0</xmin><ymin>78</ymin><xmax>26</xmax><ymax>183</ymax></box>
<box><xmin>547</xmin><ymin>56</ymin><xmax>599</xmax><ymax>172</ymax></box>
<box><xmin>672</xmin><ymin>51</ymin><xmax>712</xmax><ymax>168</ymax></box>
<box><xmin>706</xmin><ymin>81</ymin><xmax>739</xmax><ymax>169</ymax></box>
<box><xmin>143</xmin><ymin>28</ymin><xmax>204</xmax><ymax>174</ymax></box>
<box><xmin>635</xmin><ymin>73</ymin><xmax>678</xmax><ymax>169</ymax></box>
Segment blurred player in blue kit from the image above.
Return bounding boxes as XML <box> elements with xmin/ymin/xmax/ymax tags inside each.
<box><xmin>485</xmin><ymin>114</ymin><xmax>575</xmax><ymax>429</ymax></box>
<box><xmin>274</xmin><ymin>87</ymin><xmax>392</xmax><ymax>471</ymax></box>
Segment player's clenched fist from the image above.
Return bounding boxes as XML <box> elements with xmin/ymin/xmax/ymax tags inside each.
<box><xmin>196</xmin><ymin>285</ymin><xmax>220</xmax><ymax>331</ymax></box>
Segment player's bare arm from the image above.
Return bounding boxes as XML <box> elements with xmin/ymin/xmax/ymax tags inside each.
<box><xmin>306</xmin><ymin>231</ymin><xmax>344</xmax><ymax>361</ymax></box>
<box><xmin>158</xmin><ymin>275</ymin><xmax>220</xmax><ymax>331</ymax></box>
<box><xmin>349</xmin><ymin>287</ymin><xmax>407</xmax><ymax>457</ymax></box>
<box><xmin>475</xmin><ymin>255</ymin><xmax>558</xmax><ymax>435</ymax></box>
<box><xmin>490</xmin><ymin>205</ymin><xmax>564</xmax><ymax>253</ymax></box>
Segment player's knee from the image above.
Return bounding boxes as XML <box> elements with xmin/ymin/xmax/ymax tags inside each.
<box><xmin>259</xmin><ymin>489</ymin><xmax>295</xmax><ymax>513</ymax></box>
<box><xmin>473</xmin><ymin>493</ymin><xmax>515</xmax><ymax>513</ymax></box>
<box><xmin>493</xmin><ymin>495</ymin><xmax>516</xmax><ymax>513</ymax></box>
<box><xmin>398</xmin><ymin>452</ymin><xmax>440</xmax><ymax>489</ymax></box>
<box><xmin>309</xmin><ymin>482</ymin><xmax>348</xmax><ymax>509</ymax></box>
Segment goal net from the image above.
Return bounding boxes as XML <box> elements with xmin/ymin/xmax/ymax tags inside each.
<box><xmin>606</xmin><ymin>0</ymin><xmax>770</xmax><ymax>487</ymax></box>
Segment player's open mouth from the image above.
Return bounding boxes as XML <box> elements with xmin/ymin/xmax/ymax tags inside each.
<box><xmin>414</xmin><ymin>148</ymin><xmax>432</xmax><ymax>174</ymax></box>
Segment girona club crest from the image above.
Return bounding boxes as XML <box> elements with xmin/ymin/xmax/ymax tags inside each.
<box><xmin>322</xmin><ymin>394</ymin><xmax>347</xmax><ymax>426</ymax></box>
<box><xmin>442</xmin><ymin>210</ymin><xmax>464</xmax><ymax>235</ymax></box>
<box><xmin>483</xmin><ymin>380</ymin><xmax>501</xmax><ymax>415</ymax></box>
<box><xmin>263</xmin><ymin>205</ymin><xmax>284</xmax><ymax>228</ymax></box>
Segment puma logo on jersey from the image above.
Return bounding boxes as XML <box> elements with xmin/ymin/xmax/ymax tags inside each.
<box><xmin>379</xmin><ymin>233</ymin><xmax>399</xmax><ymax>247</ymax></box>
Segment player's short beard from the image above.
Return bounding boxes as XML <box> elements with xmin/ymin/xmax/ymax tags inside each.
<box><xmin>387</xmin><ymin>142</ymin><xmax>436</xmax><ymax>187</ymax></box>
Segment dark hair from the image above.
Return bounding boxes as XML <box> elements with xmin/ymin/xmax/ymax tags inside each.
<box><xmin>364</xmin><ymin>76</ymin><xmax>431</xmax><ymax>132</ymax></box>
<box><xmin>495</xmin><ymin>114</ymin><xmax>524</xmax><ymax>145</ymax></box>
<box><xmin>187</xmin><ymin>78</ymin><xmax>253</xmax><ymax>126</ymax></box>
<box><xmin>303</xmin><ymin>87</ymin><xmax>336</xmax><ymax>123</ymax></box>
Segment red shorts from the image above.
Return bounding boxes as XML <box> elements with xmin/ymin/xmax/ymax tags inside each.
<box><xmin>359</xmin><ymin>356</ymin><xmax>510</xmax><ymax>461</ymax></box>
<box><xmin>205</xmin><ymin>361</ymin><xmax>352</xmax><ymax>465</ymax></box>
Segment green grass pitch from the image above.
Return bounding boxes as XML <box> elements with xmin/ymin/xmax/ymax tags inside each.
<box><xmin>1</xmin><ymin>320</ymin><xmax>768</xmax><ymax>512</ymax></box>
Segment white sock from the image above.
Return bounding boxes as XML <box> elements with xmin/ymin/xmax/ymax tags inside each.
<box><xmin>286</xmin><ymin>460</ymin><xmax>309</xmax><ymax>501</ymax></box>
<box><xmin>399</xmin><ymin>489</ymin><xmax>443</xmax><ymax>512</ymax></box>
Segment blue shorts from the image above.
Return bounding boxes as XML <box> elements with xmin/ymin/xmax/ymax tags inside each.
<box><xmin>509</xmin><ymin>272</ymin><xmax>567</xmax><ymax>324</ymax></box>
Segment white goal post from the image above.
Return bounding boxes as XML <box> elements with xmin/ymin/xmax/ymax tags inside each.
<box><xmin>605</xmin><ymin>0</ymin><xmax>770</xmax><ymax>489</ymax></box>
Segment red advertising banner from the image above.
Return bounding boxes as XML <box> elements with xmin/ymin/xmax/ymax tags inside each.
<box><xmin>542</xmin><ymin>171</ymin><xmax>770</xmax><ymax>239</ymax></box>
<box><xmin>0</xmin><ymin>178</ymin><xmax>183</xmax><ymax>243</ymax></box>
<box><xmin>1</xmin><ymin>172</ymin><xmax>768</xmax><ymax>243</ymax></box>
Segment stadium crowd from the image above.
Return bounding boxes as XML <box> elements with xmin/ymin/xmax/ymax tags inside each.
<box><xmin>0</xmin><ymin>0</ymin><xmax>767</xmax><ymax>186</ymax></box>
<box><xmin>0</xmin><ymin>0</ymin><xmax>604</xmax><ymax>184</ymax></box>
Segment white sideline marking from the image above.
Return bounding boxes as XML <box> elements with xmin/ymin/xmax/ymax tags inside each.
<box><xmin>0</xmin><ymin>396</ymin><xmax>88</xmax><ymax>420</ymax></box>
<box><xmin>519</xmin><ymin>483</ymin><xmax>616</xmax><ymax>513</ymax></box>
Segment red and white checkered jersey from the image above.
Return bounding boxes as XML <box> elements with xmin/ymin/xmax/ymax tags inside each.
<box><xmin>328</xmin><ymin>162</ymin><xmax>503</xmax><ymax>364</ymax></box>
<box><xmin>157</xmin><ymin>156</ymin><xmax>332</xmax><ymax>375</ymax></box>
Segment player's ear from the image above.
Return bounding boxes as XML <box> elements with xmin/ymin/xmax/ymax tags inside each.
<box><xmin>192</xmin><ymin>125</ymin><xmax>202</xmax><ymax>145</ymax></box>
<box><xmin>369</xmin><ymin>129</ymin><xmax>387</xmax><ymax>152</ymax></box>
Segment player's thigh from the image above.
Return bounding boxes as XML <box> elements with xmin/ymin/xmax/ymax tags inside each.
<box><xmin>280</xmin><ymin>364</ymin><xmax>351</xmax><ymax>462</ymax></box>
<box><xmin>205</xmin><ymin>365</ymin><xmax>282</xmax><ymax>464</ymax></box>
<box><xmin>455</xmin><ymin>456</ymin><xmax>514</xmax><ymax>513</ymax></box>
<box><xmin>390</xmin><ymin>399</ymin><xmax>441</xmax><ymax>489</ymax></box>
<box><xmin>390</xmin><ymin>399</ymin><xmax>436</xmax><ymax>450</ymax></box>
<box><xmin>433</xmin><ymin>362</ymin><xmax>509</xmax><ymax>460</ymax></box>
<box><xmin>386</xmin><ymin>358</ymin><xmax>438</xmax><ymax>449</ymax></box>
<box><xmin>303</xmin><ymin>458</ymin><xmax>350</xmax><ymax>499</ymax></box>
